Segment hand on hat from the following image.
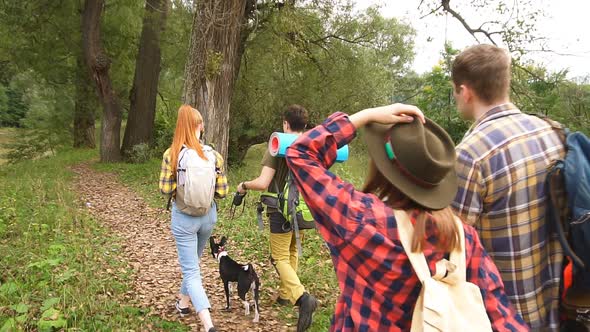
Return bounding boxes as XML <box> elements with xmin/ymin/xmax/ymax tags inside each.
<box><xmin>350</xmin><ymin>103</ymin><xmax>425</xmax><ymax>128</ymax></box>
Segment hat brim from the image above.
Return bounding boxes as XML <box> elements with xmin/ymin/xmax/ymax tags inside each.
<box><xmin>363</xmin><ymin>121</ymin><xmax>458</xmax><ymax>210</ymax></box>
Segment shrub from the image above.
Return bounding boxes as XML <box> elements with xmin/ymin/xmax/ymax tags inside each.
<box><xmin>127</xmin><ymin>143</ymin><xmax>152</xmax><ymax>164</ymax></box>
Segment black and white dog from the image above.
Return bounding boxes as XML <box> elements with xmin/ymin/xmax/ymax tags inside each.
<box><xmin>209</xmin><ymin>236</ymin><xmax>260</xmax><ymax>323</ymax></box>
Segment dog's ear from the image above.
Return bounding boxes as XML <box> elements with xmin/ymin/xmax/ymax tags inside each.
<box><xmin>209</xmin><ymin>236</ymin><xmax>216</xmax><ymax>247</ymax></box>
<box><xmin>220</xmin><ymin>236</ymin><xmax>227</xmax><ymax>247</ymax></box>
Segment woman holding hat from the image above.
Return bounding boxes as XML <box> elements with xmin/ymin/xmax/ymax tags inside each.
<box><xmin>284</xmin><ymin>105</ymin><xmax>528</xmax><ymax>331</ymax></box>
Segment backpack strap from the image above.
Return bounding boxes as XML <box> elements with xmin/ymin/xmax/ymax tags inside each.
<box><xmin>287</xmin><ymin>171</ymin><xmax>304</xmax><ymax>256</ymax></box>
<box><xmin>394</xmin><ymin>210</ymin><xmax>433</xmax><ymax>282</ymax></box>
<box><xmin>177</xmin><ymin>146</ymin><xmax>189</xmax><ymax>173</ymax></box>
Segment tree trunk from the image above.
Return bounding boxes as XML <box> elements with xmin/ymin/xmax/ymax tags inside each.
<box><xmin>182</xmin><ymin>0</ymin><xmax>248</xmax><ymax>161</ymax></box>
<box><xmin>122</xmin><ymin>0</ymin><xmax>168</xmax><ymax>156</ymax></box>
<box><xmin>73</xmin><ymin>54</ymin><xmax>97</xmax><ymax>149</ymax></box>
<box><xmin>82</xmin><ymin>0</ymin><xmax>122</xmax><ymax>162</ymax></box>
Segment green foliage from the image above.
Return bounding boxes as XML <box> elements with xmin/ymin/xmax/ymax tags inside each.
<box><xmin>229</xmin><ymin>3</ymin><xmax>415</xmax><ymax>163</ymax></box>
<box><xmin>0</xmin><ymin>149</ymin><xmax>186</xmax><ymax>331</ymax></box>
<box><xmin>37</xmin><ymin>307</ymin><xmax>67</xmax><ymax>331</ymax></box>
<box><xmin>0</xmin><ymin>71</ymin><xmax>79</xmax><ymax>163</ymax></box>
<box><xmin>512</xmin><ymin>65</ymin><xmax>590</xmax><ymax>134</ymax></box>
<box><xmin>153</xmin><ymin>101</ymin><xmax>177</xmax><ymax>152</ymax></box>
<box><xmin>0</xmin><ymin>0</ymin><xmax>143</xmax><ymax>151</ymax></box>
<box><xmin>128</xmin><ymin>143</ymin><xmax>153</xmax><ymax>164</ymax></box>
<box><xmin>0</xmin><ymin>85</ymin><xmax>28</xmax><ymax>128</ymax></box>
<box><xmin>394</xmin><ymin>44</ymin><xmax>469</xmax><ymax>143</ymax></box>
<box><xmin>150</xmin><ymin>1</ymin><xmax>192</xmax><ymax>153</ymax></box>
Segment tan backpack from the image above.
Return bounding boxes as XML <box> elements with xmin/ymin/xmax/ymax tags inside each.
<box><xmin>394</xmin><ymin>210</ymin><xmax>493</xmax><ymax>332</ymax></box>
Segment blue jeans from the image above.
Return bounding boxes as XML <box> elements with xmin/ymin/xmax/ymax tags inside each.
<box><xmin>171</xmin><ymin>202</ymin><xmax>217</xmax><ymax>313</ymax></box>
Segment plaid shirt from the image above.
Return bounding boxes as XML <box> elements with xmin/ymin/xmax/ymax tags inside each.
<box><xmin>159</xmin><ymin>148</ymin><xmax>228</xmax><ymax>199</ymax></box>
<box><xmin>453</xmin><ymin>103</ymin><xmax>565</xmax><ymax>330</ymax></box>
<box><xmin>286</xmin><ymin>112</ymin><xmax>527</xmax><ymax>332</ymax></box>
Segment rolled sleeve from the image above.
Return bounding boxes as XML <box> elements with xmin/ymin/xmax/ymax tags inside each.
<box><xmin>214</xmin><ymin>151</ymin><xmax>228</xmax><ymax>199</ymax></box>
<box><xmin>159</xmin><ymin>149</ymin><xmax>176</xmax><ymax>195</ymax></box>
<box><xmin>452</xmin><ymin>149</ymin><xmax>485</xmax><ymax>225</ymax></box>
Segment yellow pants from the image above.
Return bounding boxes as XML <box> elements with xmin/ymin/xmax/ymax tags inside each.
<box><xmin>270</xmin><ymin>231</ymin><xmax>305</xmax><ymax>304</ymax></box>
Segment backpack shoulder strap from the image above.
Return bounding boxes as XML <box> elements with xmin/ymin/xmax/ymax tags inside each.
<box><xmin>286</xmin><ymin>170</ymin><xmax>304</xmax><ymax>256</ymax></box>
<box><xmin>178</xmin><ymin>146</ymin><xmax>189</xmax><ymax>168</ymax></box>
<box><xmin>448</xmin><ymin>216</ymin><xmax>467</xmax><ymax>282</ymax></box>
<box><xmin>394</xmin><ymin>210</ymin><xmax>432</xmax><ymax>282</ymax></box>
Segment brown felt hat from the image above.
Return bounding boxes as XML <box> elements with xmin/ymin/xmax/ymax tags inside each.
<box><xmin>363</xmin><ymin>117</ymin><xmax>458</xmax><ymax>210</ymax></box>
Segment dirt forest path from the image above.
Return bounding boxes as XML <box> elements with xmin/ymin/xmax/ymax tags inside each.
<box><xmin>71</xmin><ymin>163</ymin><xmax>290</xmax><ymax>332</ymax></box>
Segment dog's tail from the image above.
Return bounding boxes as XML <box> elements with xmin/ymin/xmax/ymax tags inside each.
<box><xmin>246</xmin><ymin>263</ymin><xmax>255</xmax><ymax>275</ymax></box>
<box><xmin>243</xmin><ymin>264</ymin><xmax>258</xmax><ymax>281</ymax></box>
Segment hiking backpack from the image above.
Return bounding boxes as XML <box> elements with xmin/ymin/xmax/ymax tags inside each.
<box><xmin>544</xmin><ymin>122</ymin><xmax>590</xmax><ymax>324</ymax></box>
<box><xmin>394</xmin><ymin>210</ymin><xmax>493</xmax><ymax>332</ymax></box>
<box><xmin>258</xmin><ymin>171</ymin><xmax>315</xmax><ymax>254</ymax></box>
<box><xmin>175</xmin><ymin>145</ymin><xmax>217</xmax><ymax>217</ymax></box>
<box><xmin>282</xmin><ymin>172</ymin><xmax>315</xmax><ymax>231</ymax></box>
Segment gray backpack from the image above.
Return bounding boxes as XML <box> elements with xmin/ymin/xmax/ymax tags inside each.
<box><xmin>175</xmin><ymin>145</ymin><xmax>217</xmax><ymax>216</ymax></box>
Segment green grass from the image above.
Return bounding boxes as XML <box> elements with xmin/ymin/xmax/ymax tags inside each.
<box><xmin>0</xmin><ymin>128</ymin><xmax>18</xmax><ymax>165</ymax></box>
<box><xmin>99</xmin><ymin>141</ymin><xmax>370</xmax><ymax>331</ymax></box>
<box><xmin>0</xmin><ymin>133</ymin><xmax>370</xmax><ymax>331</ymax></box>
<box><xmin>0</xmin><ymin>148</ymin><xmax>186</xmax><ymax>332</ymax></box>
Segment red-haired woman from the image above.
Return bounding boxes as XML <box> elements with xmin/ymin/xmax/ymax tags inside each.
<box><xmin>159</xmin><ymin>105</ymin><xmax>228</xmax><ymax>332</ymax></box>
<box><xmin>285</xmin><ymin>105</ymin><xmax>529</xmax><ymax>331</ymax></box>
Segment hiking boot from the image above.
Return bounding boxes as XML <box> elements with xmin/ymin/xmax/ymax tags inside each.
<box><xmin>276</xmin><ymin>297</ymin><xmax>291</xmax><ymax>306</ymax></box>
<box><xmin>175</xmin><ymin>300</ymin><xmax>190</xmax><ymax>317</ymax></box>
<box><xmin>296</xmin><ymin>293</ymin><xmax>318</xmax><ymax>332</ymax></box>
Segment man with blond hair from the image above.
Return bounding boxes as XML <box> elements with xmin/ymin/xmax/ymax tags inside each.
<box><xmin>451</xmin><ymin>44</ymin><xmax>565</xmax><ymax>330</ymax></box>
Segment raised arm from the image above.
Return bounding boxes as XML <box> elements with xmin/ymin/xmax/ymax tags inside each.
<box><xmin>285</xmin><ymin>112</ymin><xmax>364</xmax><ymax>238</ymax></box>
<box><xmin>285</xmin><ymin>105</ymin><xmax>424</xmax><ymax>238</ymax></box>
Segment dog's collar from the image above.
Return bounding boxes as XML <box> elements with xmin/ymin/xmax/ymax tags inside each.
<box><xmin>217</xmin><ymin>251</ymin><xmax>228</xmax><ymax>263</ymax></box>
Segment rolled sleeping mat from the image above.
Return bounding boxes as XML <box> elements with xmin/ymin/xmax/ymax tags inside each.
<box><xmin>268</xmin><ymin>132</ymin><xmax>349</xmax><ymax>163</ymax></box>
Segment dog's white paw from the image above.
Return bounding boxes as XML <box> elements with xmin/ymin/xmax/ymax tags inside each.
<box><xmin>253</xmin><ymin>307</ymin><xmax>260</xmax><ymax>323</ymax></box>
<box><xmin>243</xmin><ymin>301</ymin><xmax>250</xmax><ymax>315</ymax></box>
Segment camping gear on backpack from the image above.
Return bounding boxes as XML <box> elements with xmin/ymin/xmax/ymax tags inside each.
<box><xmin>542</xmin><ymin>118</ymin><xmax>590</xmax><ymax>329</ymax></box>
<box><xmin>175</xmin><ymin>145</ymin><xmax>217</xmax><ymax>217</ymax></box>
<box><xmin>268</xmin><ymin>132</ymin><xmax>350</xmax><ymax>162</ymax></box>
<box><xmin>258</xmin><ymin>171</ymin><xmax>315</xmax><ymax>255</ymax></box>
<box><xmin>394</xmin><ymin>210</ymin><xmax>493</xmax><ymax>332</ymax></box>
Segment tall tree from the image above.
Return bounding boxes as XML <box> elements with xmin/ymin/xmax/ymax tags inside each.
<box><xmin>82</xmin><ymin>0</ymin><xmax>123</xmax><ymax>162</ymax></box>
<box><xmin>182</xmin><ymin>0</ymin><xmax>249</xmax><ymax>160</ymax></box>
<box><xmin>73</xmin><ymin>53</ymin><xmax>97</xmax><ymax>148</ymax></box>
<box><xmin>122</xmin><ymin>0</ymin><xmax>169</xmax><ymax>155</ymax></box>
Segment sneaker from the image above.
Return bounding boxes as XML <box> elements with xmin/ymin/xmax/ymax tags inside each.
<box><xmin>175</xmin><ymin>300</ymin><xmax>190</xmax><ymax>317</ymax></box>
<box><xmin>276</xmin><ymin>297</ymin><xmax>291</xmax><ymax>306</ymax></box>
<box><xmin>296</xmin><ymin>293</ymin><xmax>318</xmax><ymax>332</ymax></box>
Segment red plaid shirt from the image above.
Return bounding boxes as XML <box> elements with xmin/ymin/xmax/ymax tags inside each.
<box><xmin>285</xmin><ymin>112</ymin><xmax>528</xmax><ymax>332</ymax></box>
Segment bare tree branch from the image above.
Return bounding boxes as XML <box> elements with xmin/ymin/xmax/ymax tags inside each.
<box><xmin>420</xmin><ymin>4</ymin><xmax>442</xmax><ymax>19</ymax></box>
<box><xmin>440</xmin><ymin>0</ymin><xmax>498</xmax><ymax>45</ymax></box>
